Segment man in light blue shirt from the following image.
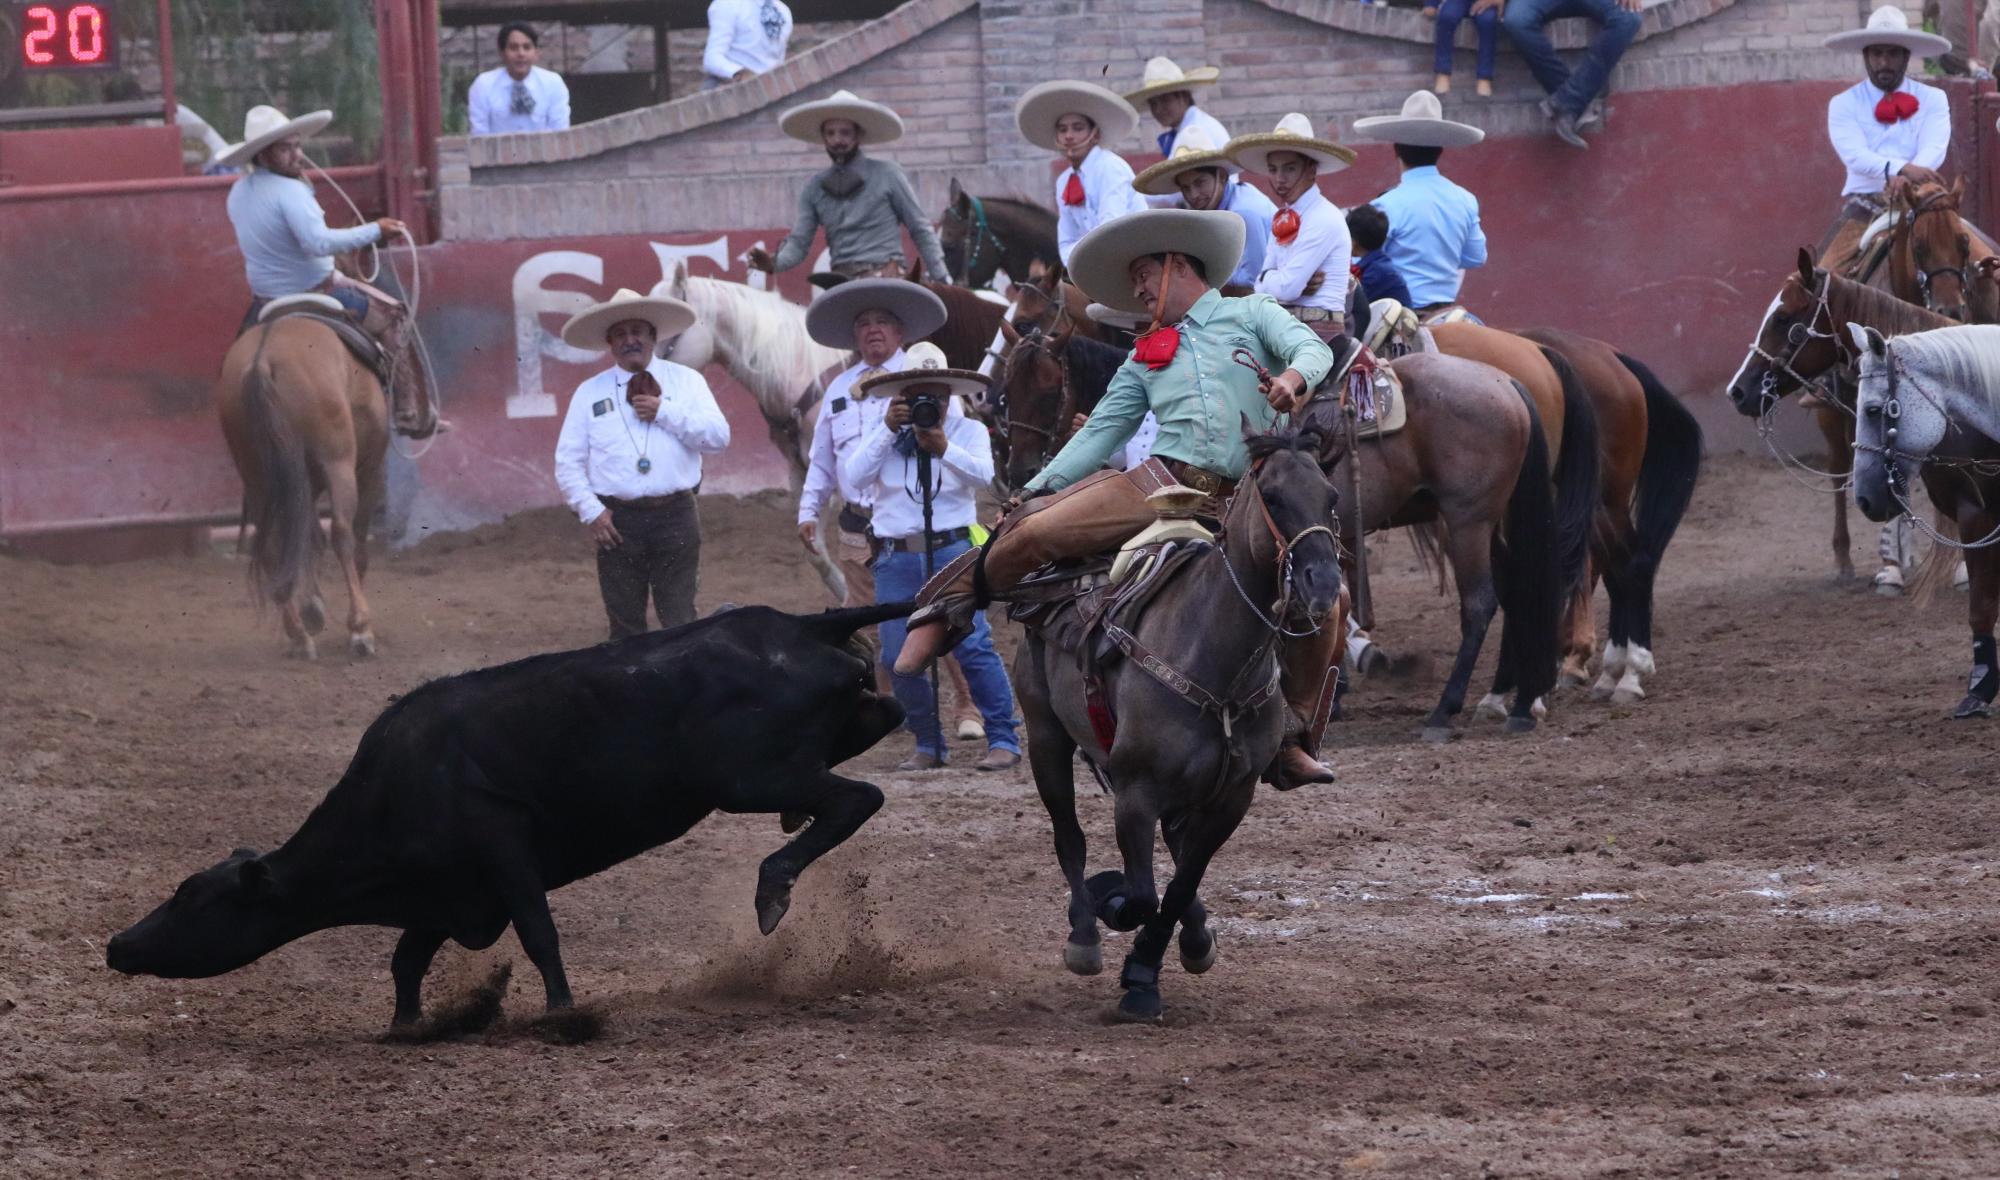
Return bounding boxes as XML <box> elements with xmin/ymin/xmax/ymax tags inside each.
<box><xmin>1130</xmin><ymin>126</ymin><xmax>1274</xmax><ymax>291</ymax></box>
<box><xmin>1353</xmin><ymin>91</ymin><xmax>1489</xmax><ymax>316</ymax></box>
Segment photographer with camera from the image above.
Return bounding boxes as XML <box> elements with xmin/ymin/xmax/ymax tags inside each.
<box><xmin>841</xmin><ymin>340</ymin><xmax>1021</xmax><ymax>772</ymax></box>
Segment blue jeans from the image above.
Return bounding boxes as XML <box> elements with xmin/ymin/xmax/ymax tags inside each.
<box><xmin>1434</xmin><ymin>0</ymin><xmax>1500</xmax><ymax>79</ymax></box>
<box><xmin>874</xmin><ymin>539</ymin><xmax>1021</xmax><ymax>760</ymax></box>
<box><xmin>1501</xmin><ymin>0</ymin><xmax>1640</xmax><ymax>117</ymax></box>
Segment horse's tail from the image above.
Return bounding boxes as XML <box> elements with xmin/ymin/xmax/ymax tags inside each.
<box><xmin>239</xmin><ymin>332</ymin><xmax>320</xmax><ymax>613</ymax></box>
<box><xmin>1497</xmin><ymin>382</ymin><xmax>1563</xmax><ymax>705</ymax></box>
<box><xmin>1619</xmin><ymin>352</ymin><xmax>1703</xmax><ymax>577</ymax></box>
<box><xmin>1540</xmin><ymin>346</ymin><xmax>1602</xmax><ymax>597</ymax></box>
<box><xmin>1910</xmin><ymin>514</ymin><xmax>1961</xmax><ymax>606</ymax></box>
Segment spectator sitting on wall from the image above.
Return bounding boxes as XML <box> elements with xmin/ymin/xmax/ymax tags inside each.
<box><xmin>468</xmin><ymin>22</ymin><xmax>570</xmax><ymax>135</ymax></box>
<box><xmin>1422</xmin><ymin>0</ymin><xmax>1500</xmax><ymax>98</ymax></box>
<box><xmin>1346</xmin><ymin>205</ymin><xmax>1413</xmax><ymax>309</ymax></box>
<box><xmin>1500</xmin><ymin>0</ymin><xmax>1642</xmax><ymax>150</ymax></box>
<box><xmin>704</xmin><ymin>0</ymin><xmax>794</xmax><ymax>89</ymax></box>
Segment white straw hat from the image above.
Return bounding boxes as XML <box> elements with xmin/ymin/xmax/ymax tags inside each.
<box><xmin>1824</xmin><ymin>5</ymin><xmax>1952</xmax><ymax>56</ymax></box>
<box><xmin>1131</xmin><ymin>126</ymin><xmax>1240</xmax><ymax>196</ymax></box>
<box><xmin>1014</xmin><ymin>80</ymin><xmax>1140</xmax><ymax>153</ymax></box>
<box><xmin>804</xmin><ymin>278</ymin><xmax>948</xmax><ymax>350</ymax></box>
<box><xmin>778</xmin><ymin>90</ymin><xmax>905</xmax><ymax>145</ymax></box>
<box><xmin>1226</xmin><ymin>113</ymin><xmax>1357</xmax><ymax>175</ymax></box>
<box><xmin>856</xmin><ymin>341</ymin><xmax>989</xmax><ymax>401</ymax></box>
<box><xmin>1066</xmin><ymin>208</ymin><xmax>1245</xmax><ymax>316</ymax></box>
<box><xmin>216</xmin><ymin>106</ymin><xmax>333</xmax><ymax>168</ymax></box>
<box><xmin>1350</xmin><ymin>90</ymin><xmax>1486</xmax><ymax>148</ymax></box>
<box><xmin>561</xmin><ymin>288</ymin><xmax>698</xmax><ymax>352</ymax></box>
<box><xmin>1123</xmin><ymin>56</ymin><xmax>1222</xmax><ymax>107</ymax></box>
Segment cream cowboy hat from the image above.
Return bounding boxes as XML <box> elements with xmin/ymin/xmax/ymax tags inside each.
<box><xmin>1014</xmin><ymin>80</ymin><xmax>1140</xmax><ymax>153</ymax></box>
<box><xmin>1123</xmin><ymin>56</ymin><xmax>1223</xmax><ymax>107</ymax></box>
<box><xmin>1350</xmin><ymin>90</ymin><xmax>1486</xmax><ymax>148</ymax></box>
<box><xmin>561</xmin><ymin>288</ymin><xmax>698</xmax><ymax>351</ymax></box>
<box><xmin>216</xmin><ymin>105</ymin><xmax>334</xmax><ymax>168</ymax></box>
<box><xmin>1067</xmin><ymin>208</ymin><xmax>1245</xmax><ymax>317</ymax></box>
<box><xmin>1084</xmin><ymin>302</ymin><xmax>1151</xmax><ymax>331</ymax></box>
<box><xmin>804</xmin><ymin>277</ymin><xmax>948</xmax><ymax>350</ymax></box>
<box><xmin>1130</xmin><ymin>126</ymin><xmax>1241</xmax><ymax>195</ymax></box>
<box><xmin>1227</xmin><ymin>113</ymin><xmax>1357</xmax><ymax>175</ymax></box>
<box><xmin>857</xmin><ymin>341</ymin><xmax>989</xmax><ymax>401</ymax></box>
<box><xmin>1824</xmin><ymin>5</ymin><xmax>1952</xmax><ymax>56</ymax></box>
<box><xmin>778</xmin><ymin>89</ymin><xmax>905</xmax><ymax>145</ymax></box>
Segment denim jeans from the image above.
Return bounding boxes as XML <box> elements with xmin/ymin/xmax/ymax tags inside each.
<box><xmin>1434</xmin><ymin>0</ymin><xmax>1500</xmax><ymax>79</ymax></box>
<box><xmin>874</xmin><ymin>538</ymin><xmax>1021</xmax><ymax>759</ymax></box>
<box><xmin>1500</xmin><ymin>0</ymin><xmax>1641</xmax><ymax>117</ymax></box>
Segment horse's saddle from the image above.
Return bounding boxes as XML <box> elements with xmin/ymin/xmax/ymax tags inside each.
<box><xmin>1007</xmin><ymin>538</ymin><xmax>1212</xmax><ymax>669</ymax></box>
<box><xmin>245</xmin><ymin>297</ymin><xmax>387</xmax><ymax>379</ymax></box>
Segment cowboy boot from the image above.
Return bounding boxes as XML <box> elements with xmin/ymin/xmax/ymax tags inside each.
<box><xmin>1266</xmin><ymin>741</ymin><xmax>1336</xmax><ymax>790</ymax></box>
<box><xmin>1265</xmin><ymin>645</ymin><xmax>1341</xmax><ymax>790</ymax></box>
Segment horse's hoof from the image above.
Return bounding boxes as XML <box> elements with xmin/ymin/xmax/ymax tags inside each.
<box><xmin>1588</xmin><ymin>676</ymin><xmax>1616</xmax><ymax>702</ymax></box>
<box><xmin>1474</xmin><ymin>693</ymin><xmax>1509</xmax><ymax>721</ymax></box>
<box><xmin>1610</xmin><ymin>686</ymin><xmax>1645</xmax><ymax>706</ymax></box>
<box><xmin>350</xmin><ymin>633</ymin><xmax>377</xmax><ymax>659</ymax></box>
<box><xmin>1064</xmin><ymin>939</ymin><xmax>1104</xmax><ymax>976</ymax></box>
<box><xmin>1504</xmin><ymin>715</ymin><xmax>1537</xmax><ymax>735</ymax></box>
<box><xmin>1421</xmin><ymin>725</ymin><xmax>1455</xmax><ymax>745</ymax></box>
<box><xmin>1873</xmin><ymin>579</ymin><xmax>1905</xmax><ymax>599</ymax></box>
<box><xmin>1355</xmin><ymin>643</ymin><xmax>1392</xmax><ymax>675</ymax></box>
<box><xmin>1952</xmin><ymin>695</ymin><xmax>1994</xmax><ymax>720</ymax></box>
<box><xmin>301</xmin><ymin>597</ymin><xmax>327</xmax><ymax>635</ymax></box>
<box><xmin>1179</xmin><ymin>930</ymin><xmax>1217</xmax><ymax>975</ymax></box>
<box><xmin>1557</xmin><ymin>669</ymin><xmax>1590</xmax><ymax>691</ymax></box>
<box><xmin>754</xmin><ymin>875</ymin><xmax>796</xmax><ymax>935</ymax></box>
<box><xmin>285</xmin><ymin>638</ymin><xmax>317</xmax><ymax>661</ymax></box>
<box><xmin>1111</xmin><ymin>989</ymin><xmax>1164</xmax><ymax>1023</ymax></box>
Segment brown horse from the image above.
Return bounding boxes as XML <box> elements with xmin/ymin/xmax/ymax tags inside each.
<box><xmin>1004</xmin><ymin>263</ymin><xmax>1104</xmax><ymax>343</ymax></box>
<box><xmin>993</xmin><ymin>311</ymin><xmax>1128</xmax><ymax>490</ymax></box>
<box><xmin>218</xmin><ymin>315</ymin><xmax>389</xmax><ymax>659</ymax></box>
<box><xmin>936</xmin><ymin>179</ymin><xmax>1059</xmax><ymax>289</ymax></box>
<box><xmin>1886</xmin><ymin>179</ymin><xmax>1992</xmax><ymax>323</ymax></box>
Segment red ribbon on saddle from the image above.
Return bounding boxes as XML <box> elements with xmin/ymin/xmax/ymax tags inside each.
<box><xmin>1272</xmin><ymin>207</ymin><xmax>1301</xmax><ymax>246</ymax></box>
<box><xmin>1062</xmin><ymin>171</ymin><xmax>1086</xmax><ymax>206</ymax></box>
<box><xmin>1875</xmin><ymin>91</ymin><xmax>1919</xmax><ymax>124</ymax></box>
<box><xmin>1133</xmin><ymin>325</ymin><xmax>1181</xmax><ymax>370</ymax></box>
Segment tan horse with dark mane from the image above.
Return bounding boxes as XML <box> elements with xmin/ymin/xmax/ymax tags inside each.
<box><xmin>218</xmin><ymin>314</ymin><xmax>388</xmax><ymax>659</ymax></box>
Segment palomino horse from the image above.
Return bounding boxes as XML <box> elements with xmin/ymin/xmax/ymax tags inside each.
<box><xmin>937</xmin><ymin>178</ymin><xmax>1059</xmax><ymax>289</ymax></box>
<box><xmin>218</xmin><ymin>315</ymin><xmax>388</xmax><ymax>659</ymax></box>
<box><xmin>1727</xmin><ymin>249</ymin><xmax>1954</xmax><ymax>578</ymax></box>
<box><xmin>1304</xmin><ymin>351</ymin><xmax>1571</xmax><ymax>736</ymax></box>
<box><xmin>1016</xmin><ymin>427</ymin><xmax>1343</xmax><ymax>1021</ymax></box>
<box><xmin>1849</xmin><ymin>323</ymin><xmax>2000</xmax><ymax>717</ymax></box>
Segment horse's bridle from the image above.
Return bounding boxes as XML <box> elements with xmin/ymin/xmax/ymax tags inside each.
<box><xmin>1901</xmin><ymin>187</ymin><xmax>1969</xmax><ymax>317</ymax></box>
<box><xmin>995</xmin><ymin>320</ymin><xmax>1075</xmax><ymax>484</ymax></box>
<box><xmin>1751</xmin><ymin>272</ymin><xmax>1843</xmax><ymax>404</ymax></box>
<box><xmin>1222</xmin><ymin>453</ymin><xmax>1339</xmax><ymax>638</ymax></box>
<box><xmin>1851</xmin><ymin>347</ymin><xmax>2000</xmax><ymax>550</ymax></box>
<box><xmin>947</xmin><ymin>194</ymin><xmax>1002</xmax><ymax>285</ymax></box>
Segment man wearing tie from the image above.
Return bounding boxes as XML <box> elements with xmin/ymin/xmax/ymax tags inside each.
<box><xmin>703</xmin><ymin>0</ymin><xmax>794</xmax><ymax>88</ymax></box>
<box><xmin>467</xmin><ymin>23</ymin><xmax>570</xmax><ymax>136</ymax></box>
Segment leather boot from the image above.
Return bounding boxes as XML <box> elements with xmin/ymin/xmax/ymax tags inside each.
<box><xmin>1264</xmin><ymin>741</ymin><xmax>1335</xmax><ymax>790</ymax></box>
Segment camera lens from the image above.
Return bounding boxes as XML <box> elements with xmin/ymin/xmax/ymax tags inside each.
<box><xmin>909</xmin><ymin>394</ymin><xmax>943</xmax><ymax>430</ymax></box>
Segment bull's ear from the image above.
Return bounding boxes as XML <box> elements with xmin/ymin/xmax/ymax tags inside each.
<box><xmin>237</xmin><ymin>857</ymin><xmax>273</xmax><ymax>895</ymax></box>
<box><xmin>1798</xmin><ymin>247</ymin><xmax>1816</xmax><ymax>283</ymax></box>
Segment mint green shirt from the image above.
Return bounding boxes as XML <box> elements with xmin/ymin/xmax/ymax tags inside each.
<box><xmin>1027</xmin><ymin>289</ymin><xmax>1335</xmax><ymax>493</ymax></box>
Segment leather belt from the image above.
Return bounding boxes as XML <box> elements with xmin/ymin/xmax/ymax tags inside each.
<box><xmin>1283</xmin><ymin>306</ymin><xmax>1340</xmax><ymax>323</ymax></box>
<box><xmin>601</xmin><ymin>492</ymin><xmax>692</xmax><ymax>511</ymax></box>
<box><xmin>879</xmin><ymin>526</ymin><xmax>973</xmax><ymax>553</ymax></box>
<box><xmin>1161</xmin><ymin>460</ymin><xmax>1236</xmax><ymax>498</ymax></box>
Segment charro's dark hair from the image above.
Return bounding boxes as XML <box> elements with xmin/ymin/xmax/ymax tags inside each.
<box><xmin>1394</xmin><ymin>143</ymin><xmax>1444</xmax><ymax>168</ymax></box>
<box><xmin>497</xmin><ymin>22</ymin><xmax>540</xmax><ymax>52</ymax></box>
<box><xmin>1146</xmin><ymin>252</ymin><xmax>1210</xmax><ymax>282</ymax></box>
<box><xmin>1346</xmin><ymin>204</ymin><xmax>1390</xmax><ymax>252</ymax></box>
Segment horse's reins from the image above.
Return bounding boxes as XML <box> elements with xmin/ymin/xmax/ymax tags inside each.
<box><xmin>1747</xmin><ymin>271</ymin><xmax>1869</xmax><ymax>490</ymax></box>
<box><xmin>1899</xmin><ymin>187</ymin><xmax>1969</xmax><ymax>317</ymax></box>
<box><xmin>1853</xmin><ymin>345</ymin><xmax>2000</xmax><ymax>550</ymax></box>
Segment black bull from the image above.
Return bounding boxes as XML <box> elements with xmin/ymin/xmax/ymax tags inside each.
<box><xmin>106</xmin><ymin>604</ymin><xmax>912</xmax><ymax>1031</ymax></box>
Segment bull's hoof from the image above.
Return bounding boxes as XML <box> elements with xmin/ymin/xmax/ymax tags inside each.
<box><xmin>1063</xmin><ymin>938</ymin><xmax>1104</xmax><ymax>976</ymax></box>
<box><xmin>755</xmin><ymin>875</ymin><xmax>796</xmax><ymax>935</ymax></box>
<box><xmin>1111</xmin><ymin>987</ymin><xmax>1164</xmax><ymax>1023</ymax></box>
<box><xmin>1953</xmin><ymin>694</ymin><xmax>1994</xmax><ymax>720</ymax></box>
<box><xmin>350</xmin><ymin>632</ymin><xmax>377</xmax><ymax>659</ymax></box>
<box><xmin>301</xmin><ymin>597</ymin><xmax>328</xmax><ymax>635</ymax></box>
<box><xmin>1178</xmin><ymin>928</ymin><xmax>1217</xmax><ymax>975</ymax></box>
<box><xmin>1503</xmin><ymin>714</ymin><xmax>1538</xmax><ymax>735</ymax></box>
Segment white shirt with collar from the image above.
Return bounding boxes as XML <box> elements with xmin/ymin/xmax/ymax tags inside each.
<box><xmin>1828</xmin><ymin>76</ymin><xmax>1950</xmax><ymax>197</ymax></box>
<box><xmin>839</xmin><ymin>395</ymin><xmax>993</xmax><ymax>540</ymax></box>
<box><xmin>1255</xmin><ymin>183</ymin><xmax>1350</xmax><ymax>313</ymax></box>
<box><xmin>797</xmin><ymin>351</ymin><xmax>905</xmax><ymax>525</ymax></box>
<box><xmin>1056</xmin><ymin>144</ymin><xmax>1147</xmax><ymax>266</ymax></box>
<box><xmin>1143</xmin><ymin>105</ymin><xmax>1234</xmax><ymax>208</ymax></box>
<box><xmin>554</xmin><ymin>357</ymin><xmax>732</xmax><ymax>523</ymax></box>
<box><xmin>704</xmin><ymin>0</ymin><xmax>793</xmax><ymax>81</ymax></box>
<box><xmin>467</xmin><ymin>65</ymin><xmax>570</xmax><ymax>135</ymax></box>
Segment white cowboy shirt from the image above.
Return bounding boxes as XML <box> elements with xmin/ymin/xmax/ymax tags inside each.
<box><xmin>467</xmin><ymin>66</ymin><xmax>570</xmax><ymax>135</ymax></box>
<box><xmin>555</xmin><ymin>358</ymin><xmax>732</xmax><ymax>523</ymax></box>
<box><xmin>840</xmin><ymin>395</ymin><xmax>993</xmax><ymax>539</ymax></box>
<box><xmin>797</xmin><ymin>351</ymin><xmax>906</xmax><ymax>525</ymax></box>
<box><xmin>703</xmin><ymin>0</ymin><xmax>793</xmax><ymax>82</ymax></box>
<box><xmin>1143</xmin><ymin>105</ymin><xmax>1234</xmax><ymax>208</ymax></box>
<box><xmin>1056</xmin><ymin>145</ymin><xmax>1147</xmax><ymax>266</ymax></box>
<box><xmin>1256</xmin><ymin>182</ymin><xmax>1350</xmax><ymax>314</ymax></box>
<box><xmin>1829</xmin><ymin>77</ymin><xmax>1949</xmax><ymax>197</ymax></box>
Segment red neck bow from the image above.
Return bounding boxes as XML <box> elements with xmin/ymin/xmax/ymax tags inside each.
<box><xmin>1875</xmin><ymin>91</ymin><xmax>1919</xmax><ymax>124</ymax></box>
<box><xmin>1062</xmin><ymin>171</ymin><xmax>1086</xmax><ymax>206</ymax></box>
<box><xmin>1272</xmin><ymin>207</ymin><xmax>1301</xmax><ymax>245</ymax></box>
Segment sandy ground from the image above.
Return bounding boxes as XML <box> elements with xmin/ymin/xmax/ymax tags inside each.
<box><xmin>3</xmin><ymin>455</ymin><xmax>1998</xmax><ymax>1179</ymax></box>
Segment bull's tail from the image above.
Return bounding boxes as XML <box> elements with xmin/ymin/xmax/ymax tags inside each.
<box><xmin>1496</xmin><ymin>384</ymin><xmax>1562</xmax><ymax>706</ymax></box>
<box><xmin>240</xmin><ymin>337</ymin><xmax>320</xmax><ymax>613</ymax></box>
<box><xmin>1619</xmin><ymin>352</ymin><xmax>1703</xmax><ymax>577</ymax></box>
<box><xmin>802</xmin><ymin>601</ymin><xmax>918</xmax><ymax>645</ymax></box>
<box><xmin>1541</xmin><ymin>346</ymin><xmax>1602</xmax><ymax>598</ymax></box>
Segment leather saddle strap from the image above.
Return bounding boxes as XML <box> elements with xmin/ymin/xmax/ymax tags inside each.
<box><xmin>1103</xmin><ymin>622</ymin><xmax>1282</xmax><ymax>732</ymax></box>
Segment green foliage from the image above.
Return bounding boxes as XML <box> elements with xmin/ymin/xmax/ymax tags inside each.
<box><xmin>166</xmin><ymin>0</ymin><xmax>384</xmax><ymax>163</ymax></box>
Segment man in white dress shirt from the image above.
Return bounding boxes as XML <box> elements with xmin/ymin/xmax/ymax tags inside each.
<box><xmin>555</xmin><ymin>289</ymin><xmax>731</xmax><ymax>640</ymax></box>
<box><xmin>1015</xmin><ymin>80</ymin><xmax>1146</xmax><ymax>267</ymax></box>
<box><xmin>1817</xmin><ymin>6</ymin><xmax>1953</xmax><ymax>274</ymax></box>
<box><xmin>467</xmin><ymin>23</ymin><xmax>570</xmax><ymax>136</ymax></box>
<box><xmin>841</xmin><ymin>342</ymin><xmax>1021</xmax><ymax>772</ymax></box>
<box><xmin>703</xmin><ymin>0</ymin><xmax>793</xmax><ymax>88</ymax></box>
<box><xmin>1124</xmin><ymin>56</ymin><xmax>1231</xmax><ymax>210</ymax></box>
<box><xmin>1229</xmin><ymin>114</ymin><xmax>1361</xmax><ymax>352</ymax></box>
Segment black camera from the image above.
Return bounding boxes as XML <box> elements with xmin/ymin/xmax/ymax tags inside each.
<box><xmin>907</xmin><ymin>392</ymin><xmax>944</xmax><ymax>430</ymax></box>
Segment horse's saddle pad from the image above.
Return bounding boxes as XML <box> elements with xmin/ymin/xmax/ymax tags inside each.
<box><xmin>1007</xmin><ymin>540</ymin><xmax>1211</xmax><ymax>666</ymax></box>
<box><xmin>250</xmin><ymin>305</ymin><xmax>385</xmax><ymax>376</ymax></box>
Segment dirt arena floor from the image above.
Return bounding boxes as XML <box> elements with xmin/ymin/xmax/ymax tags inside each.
<box><xmin>4</xmin><ymin>453</ymin><xmax>1998</xmax><ymax>1178</ymax></box>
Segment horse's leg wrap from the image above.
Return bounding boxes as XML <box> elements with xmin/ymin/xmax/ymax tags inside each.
<box><xmin>1118</xmin><ymin>960</ymin><xmax>1159</xmax><ymax>992</ymax></box>
<box><xmin>1971</xmin><ymin>634</ymin><xmax>1997</xmax><ymax>704</ymax></box>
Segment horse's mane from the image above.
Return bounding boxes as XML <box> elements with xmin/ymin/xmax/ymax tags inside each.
<box><xmin>1064</xmin><ymin>333</ymin><xmax>1126</xmax><ymax>408</ymax></box>
<box><xmin>678</xmin><ymin>276</ymin><xmax>846</xmax><ymax>397</ymax></box>
<box><xmin>1885</xmin><ymin>325</ymin><xmax>2000</xmax><ymax>414</ymax></box>
<box><xmin>1245</xmin><ymin>426</ymin><xmax>1325</xmax><ymax>461</ymax></box>
<box><xmin>1825</xmin><ymin>270</ymin><xmax>1955</xmax><ymax>337</ymax></box>
<box><xmin>979</xmin><ymin>195</ymin><xmax>1055</xmax><ymax>223</ymax></box>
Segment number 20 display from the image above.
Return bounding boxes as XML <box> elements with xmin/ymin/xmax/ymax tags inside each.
<box><xmin>19</xmin><ymin>2</ymin><xmax>118</xmax><ymax>70</ymax></box>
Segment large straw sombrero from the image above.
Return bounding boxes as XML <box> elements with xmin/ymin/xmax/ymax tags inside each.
<box><xmin>1014</xmin><ymin>80</ymin><xmax>1140</xmax><ymax>153</ymax></box>
<box><xmin>778</xmin><ymin>89</ymin><xmax>905</xmax><ymax>145</ymax></box>
<box><xmin>1350</xmin><ymin>90</ymin><xmax>1486</xmax><ymax>148</ymax></box>
<box><xmin>1825</xmin><ymin>5</ymin><xmax>1952</xmax><ymax>56</ymax></box>
<box><xmin>1123</xmin><ymin>56</ymin><xmax>1222</xmax><ymax>107</ymax></box>
<box><xmin>1131</xmin><ymin>126</ymin><xmax>1239</xmax><ymax>195</ymax></box>
<box><xmin>216</xmin><ymin>105</ymin><xmax>333</xmax><ymax>168</ymax></box>
<box><xmin>1228</xmin><ymin>113</ymin><xmax>1356</xmax><ymax>175</ymax></box>
<box><xmin>1066</xmin><ymin>208</ymin><xmax>1245</xmax><ymax>317</ymax></box>
<box><xmin>857</xmin><ymin>341</ymin><xmax>989</xmax><ymax>401</ymax></box>
<box><xmin>561</xmin><ymin>288</ymin><xmax>698</xmax><ymax>351</ymax></box>
<box><xmin>804</xmin><ymin>278</ymin><xmax>947</xmax><ymax>350</ymax></box>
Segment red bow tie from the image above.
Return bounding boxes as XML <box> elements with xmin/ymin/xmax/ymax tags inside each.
<box><xmin>1062</xmin><ymin>172</ymin><xmax>1085</xmax><ymax>206</ymax></box>
<box><xmin>1272</xmin><ymin>207</ymin><xmax>1301</xmax><ymax>245</ymax></box>
<box><xmin>1875</xmin><ymin>91</ymin><xmax>1919</xmax><ymax>124</ymax></box>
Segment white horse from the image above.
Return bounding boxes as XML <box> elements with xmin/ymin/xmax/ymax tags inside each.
<box><xmin>1849</xmin><ymin>321</ymin><xmax>2000</xmax><ymax>718</ymax></box>
<box><xmin>656</xmin><ymin>262</ymin><xmax>850</xmax><ymax>600</ymax></box>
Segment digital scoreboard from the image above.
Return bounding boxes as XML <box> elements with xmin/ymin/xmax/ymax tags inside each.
<box><xmin>17</xmin><ymin>2</ymin><xmax>117</xmax><ymax>71</ymax></box>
